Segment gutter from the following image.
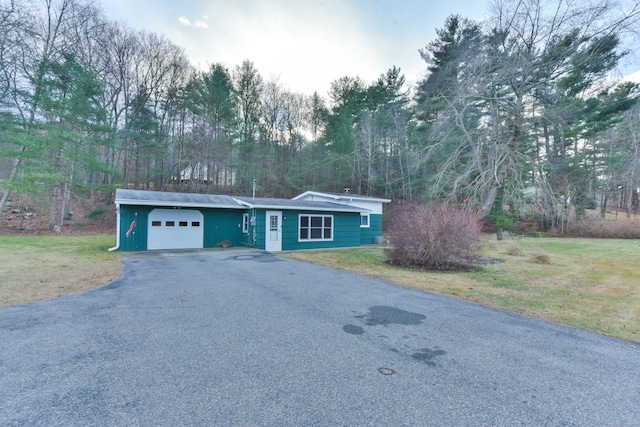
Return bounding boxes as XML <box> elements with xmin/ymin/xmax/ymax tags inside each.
<box><xmin>108</xmin><ymin>204</ymin><xmax>121</xmax><ymax>252</ymax></box>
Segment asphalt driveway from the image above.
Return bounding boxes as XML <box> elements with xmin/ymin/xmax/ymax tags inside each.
<box><xmin>1</xmin><ymin>249</ymin><xmax>639</xmax><ymax>426</ymax></box>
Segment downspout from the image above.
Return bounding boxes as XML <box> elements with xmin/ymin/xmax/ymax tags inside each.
<box><xmin>108</xmin><ymin>204</ymin><xmax>121</xmax><ymax>252</ymax></box>
<box><xmin>251</xmin><ymin>208</ymin><xmax>257</xmax><ymax>246</ymax></box>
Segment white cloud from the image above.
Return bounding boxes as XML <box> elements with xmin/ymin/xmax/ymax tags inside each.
<box><xmin>177</xmin><ymin>15</ymin><xmax>208</xmax><ymax>29</ymax></box>
<box><xmin>194</xmin><ymin>16</ymin><xmax>209</xmax><ymax>28</ymax></box>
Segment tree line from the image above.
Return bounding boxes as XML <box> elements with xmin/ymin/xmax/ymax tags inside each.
<box><xmin>1</xmin><ymin>0</ymin><xmax>640</xmax><ymax>231</ymax></box>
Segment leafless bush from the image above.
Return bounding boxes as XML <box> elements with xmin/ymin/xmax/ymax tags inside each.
<box><xmin>385</xmin><ymin>202</ymin><xmax>481</xmax><ymax>269</ymax></box>
<box><xmin>567</xmin><ymin>217</ymin><xmax>640</xmax><ymax>239</ymax></box>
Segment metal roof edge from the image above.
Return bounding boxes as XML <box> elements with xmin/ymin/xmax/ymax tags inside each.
<box><xmin>292</xmin><ymin>191</ymin><xmax>339</xmax><ymax>201</ymax></box>
<box><xmin>114</xmin><ymin>199</ymin><xmax>246</xmax><ymax>210</ymax></box>
<box><xmin>248</xmin><ymin>203</ymin><xmax>369</xmax><ymax>213</ymax></box>
<box><xmin>231</xmin><ymin>197</ymin><xmax>252</xmax><ymax>208</ymax></box>
<box><xmin>293</xmin><ymin>190</ymin><xmax>391</xmax><ymax>203</ymax></box>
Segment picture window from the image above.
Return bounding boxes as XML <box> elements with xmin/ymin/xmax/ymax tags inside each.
<box><xmin>299</xmin><ymin>214</ymin><xmax>333</xmax><ymax>241</ymax></box>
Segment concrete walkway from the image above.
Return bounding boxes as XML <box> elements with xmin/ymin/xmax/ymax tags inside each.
<box><xmin>1</xmin><ymin>250</ymin><xmax>639</xmax><ymax>426</ymax></box>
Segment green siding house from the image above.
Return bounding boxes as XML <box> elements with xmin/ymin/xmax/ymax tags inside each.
<box><xmin>110</xmin><ymin>189</ymin><xmax>390</xmax><ymax>252</ymax></box>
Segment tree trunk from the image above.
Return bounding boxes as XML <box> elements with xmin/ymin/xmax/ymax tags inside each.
<box><xmin>0</xmin><ymin>152</ymin><xmax>24</xmax><ymax>217</ymax></box>
<box><xmin>60</xmin><ymin>163</ymin><xmax>74</xmax><ymax>224</ymax></box>
<box><xmin>477</xmin><ymin>154</ymin><xmax>512</xmax><ymax>220</ymax></box>
<box><xmin>49</xmin><ymin>185</ymin><xmax>59</xmax><ymax>230</ymax></box>
<box><xmin>600</xmin><ymin>192</ymin><xmax>608</xmax><ymax>218</ymax></box>
<box><xmin>477</xmin><ymin>92</ymin><xmax>522</xmax><ymax>220</ymax></box>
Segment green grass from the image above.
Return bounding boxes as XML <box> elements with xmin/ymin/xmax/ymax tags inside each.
<box><xmin>0</xmin><ymin>235</ymin><xmax>122</xmax><ymax>307</ymax></box>
<box><xmin>282</xmin><ymin>236</ymin><xmax>640</xmax><ymax>343</ymax></box>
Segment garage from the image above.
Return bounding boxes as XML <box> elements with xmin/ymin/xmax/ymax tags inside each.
<box><xmin>147</xmin><ymin>208</ymin><xmax>204</xmax><ymax>250</ymax></box>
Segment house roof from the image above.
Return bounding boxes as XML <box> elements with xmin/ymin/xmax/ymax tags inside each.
<box><xmin>293</xmin><ymin>190</ymin><xmax>391</xmax><ymax>203</ymax></box>
<box><xmin>115</xmin><ymin>189</ymin><xmax>244</xmax><ymax>209</ymax></box>
<box><xmin>234</xmin><ymin>197</ymin><xmax>368</xmax><ymax>213</ymax></box>
<box><xmin>115</xmin><ymin>189</ymin><xmax>369</xmax><ymax>213</ymax></box>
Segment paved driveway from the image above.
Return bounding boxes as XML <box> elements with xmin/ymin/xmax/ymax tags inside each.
<box><xmin>1</xmin><ymin>250</ymin><xmax>639</xmax><ymax>426</ymax></box>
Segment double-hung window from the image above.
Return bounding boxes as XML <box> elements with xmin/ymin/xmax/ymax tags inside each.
<box><xmin>360</xmin><ymin>213</ymin><xmax>370</xmax><ymax>228</ymax></box>
<box><xmin>299</xmin><ymin>214</ymin><xmax>333</xmax><ymax>241</ymax></box>
<box><xmin>242</xmin><ymin>213</ymin><xmax>249</xmax><ymax>233</ymax></box>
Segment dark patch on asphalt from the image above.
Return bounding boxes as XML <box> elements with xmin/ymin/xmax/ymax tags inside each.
<box><xmin>412</xmin><ymin>347</ymin><xmax>446</xmax><ymax>366</ymax></box>
<box><xmin>102</xmin><ymin>280</ymin><xmax>123</xmax><ymax>290</ymax></box>
<box><xmin>234</xmin><ymin>255</ymin><xmax>258</xmax><ymax>260</ymax></box>
<box><xmin>0</xmin><ymin>316</ymin><xmax>41</xmax><ymax>331</ymax></box>
<box><xmin>345</xmin><ymin>306</ymin><xmax>446</xmax><ymax>366</ymax></box>
<box><xmin>343</xmin><ymin>324</ymin><xmax>365</xmax><ymax>335</ymax></box>
<box><xmin>227</xmin><ymin>253</ymin><xmax>283</xmax><ymax>262</ymax></box>
<box><xmin>355</xmin><ymin>306</ymin><xmax>426</xmax><ymax>326</ymax></box>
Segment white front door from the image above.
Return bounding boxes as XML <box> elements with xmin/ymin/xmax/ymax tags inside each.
<box><xmin>265</xmin><ymin>211</ymin><xmax>282</xmax><ymax>252</ymax></box>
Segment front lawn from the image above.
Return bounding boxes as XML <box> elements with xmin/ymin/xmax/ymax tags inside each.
<box><xmin>0</xmin><ymin>235</ymin><xmax>122</xmax><ymax>307</ymax></box>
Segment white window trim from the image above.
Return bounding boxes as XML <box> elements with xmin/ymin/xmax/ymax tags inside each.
<box><xmin>242</xmin><ymin>213</ymin><xmax>249</xmax><ymax>233</ymax></box>
<box><xmin>360</xmin><ymin>213</ymin><xmax>370</xmax><ymax>228</ymax></box>
<box><xmin>298</xmin><ymin>214</ymin><xmax>334</xmax><ymax>242</ymax></box>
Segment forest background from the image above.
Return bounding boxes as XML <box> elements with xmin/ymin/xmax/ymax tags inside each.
<box><xmin>2</xmin><ymin>0</ymin><xmax>640</xmax><ymax>233</ymax></box>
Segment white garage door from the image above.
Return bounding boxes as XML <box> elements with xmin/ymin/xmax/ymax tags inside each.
<box><xmin>147</xmin><ymin>209</ymin><xmax>204</xmax><ymax>250</ymax></box>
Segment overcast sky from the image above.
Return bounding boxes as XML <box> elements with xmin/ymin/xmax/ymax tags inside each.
<box><xmin>102</xmin><ymin>0</ymin><xmax>640</xmax><ymax>96</ymax></box>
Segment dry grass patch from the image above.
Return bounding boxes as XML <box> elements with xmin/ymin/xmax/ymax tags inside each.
<box><xmin>505</xmin><ymin>243</ymin><xmax>525</xmax><ymax>256</ymax></box>
<box><xmin>0</xmin><ymin>235</ymin><xmax>122</xmax><ymax>307</ymax></box>
<box><xmin>484</xmin><ymin>241</ymin><xmax>499</xmax><ymax>251</ymax></box>
<box><xmin>529</xmin><ymin>253</ymin><xmax>551</xmax><ymax>264</ymax></box>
